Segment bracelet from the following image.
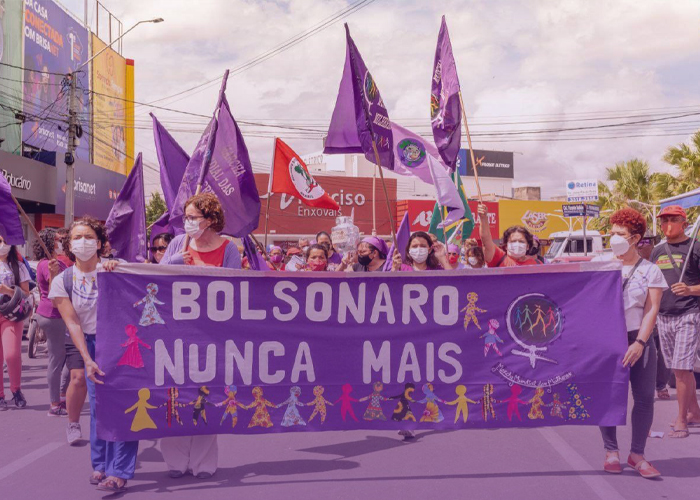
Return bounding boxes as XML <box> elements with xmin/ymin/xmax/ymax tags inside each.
<box><xmin>634</xmin><ymin>338</ymin><xmax>647</xmax><ymax>347</ymax></box>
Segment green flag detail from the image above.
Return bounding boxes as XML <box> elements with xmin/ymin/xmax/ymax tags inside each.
<box><xmin>428</xmin><ymin>171</ymin><xmax>474</xmax><ymax>243</ymax></box>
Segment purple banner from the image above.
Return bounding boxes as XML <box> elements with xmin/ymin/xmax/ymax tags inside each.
<box><xmin>95</xmin><ymin>263</ymin><xmax>629</xmax><ymax>441</ymax></box>
<box><xmin>23</xmin><ymin>0</ymin><xmax>90</xmax><ymax>159</ymax></box>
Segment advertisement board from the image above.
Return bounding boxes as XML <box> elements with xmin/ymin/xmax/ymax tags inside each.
<box><xmin>498</xmin><ymin>200</ymin><xmax>571</xmax><ymax>240</ymax></box>
<box><xmin>56</xmin><ymin>157</ymin><xmax>127</xmax><ymax>220</ymax></box>
<box><xmin>23</xmin><ymin>0</ymin><xmax>90</xmax><ymax>158</ymax></box>
<box><xmin>400</xmin><ymin>199</ymin><xmax>499</xmax><ymax>241</ymax></box>
<box><xmin>566</xmin><ymin>180</ymin><xmax>599</xmax><ymax>202</ymax></box>
<box><xmin>91</xmin><ymin>34</ymin><xmax>127</xmax><ymax>174</ymax></box>
<box><xmin>457</xmin><ymin>149</ymin><xmax>514</xmax><ymax>179</ymax></box>
<box><xmin>253</xmin><ymin>174</ymin><xmax>397</xmax><ymax>236</ymax></box>
<box><xmin>0</xmin><ymin>0</ymin><xmax>23</xmax><ymax>153</ymax></box>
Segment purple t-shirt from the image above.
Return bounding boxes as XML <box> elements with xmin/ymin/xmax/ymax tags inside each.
<box><xmin>37</xmin><ymin>259</ymin><xmax>67</xmax><ymax>319</ymax></box>
<box><xmin>326</xmin><ymin>251</ymin><xmax>343</xmax><ymax>271</ymax></box>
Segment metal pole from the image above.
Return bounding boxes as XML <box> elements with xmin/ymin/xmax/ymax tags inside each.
<box><xmin>583</xmin><ymin>205</ymin><xmax>588</xmax><ymax>256</ymax></box>
<box><xmin>64</xmin><ymin>74</ymin><xmax>78</xmax><ymax>225</ymax></box>
<box><xmin>652</xmin><ymin>204</ymin><xmax>657</xmax><ymax>237</ymax></box>
<box><xmin>372</xmin><ymin>164</ymin><xmax>377</xmax><ymax>236</ymax></box>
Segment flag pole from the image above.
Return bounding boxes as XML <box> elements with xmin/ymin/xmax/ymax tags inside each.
<box><xmin>458</xmin><ymin>90</ymin><xmax>483</xmax><ymax>203</ymax></box>
<box><xmin>183</xmin><ymin>70</ymin><xmax>229</xmax><ymax>253</ymax></box>
<box><xmin>372</xmin><ymin>164</ymin><xmax>377</xmax><ymax>236</ymax></box>
<box><xmin>371</xmin><ymin>141</ymin><xmax>398</xmax><ymax>251</ymax></box>
<box><xmin>11</xmin><ymin>195</ymin><xmax>50</xmax><ymax>257</ymax></box>
<box><xmin>250</xmin><ymin>232</ymin><xmax>278</xmax><ymax>270</ymax></box>
<box><xmin>264</xmin><ymin>137</ymin><xmax>276</xmax><ymax>248</ymax></box>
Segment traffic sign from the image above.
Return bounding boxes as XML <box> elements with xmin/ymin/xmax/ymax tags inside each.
<box><xmin>562</xmin><ymin>204</ymin><xmax>585</xmax><ymax>217</ymax></box>
<box><xmin>585</xmin><ymin>204</ymin><xmax>600</xmax><ymax>217</ymax></box>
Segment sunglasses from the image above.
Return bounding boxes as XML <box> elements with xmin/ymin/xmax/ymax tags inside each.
<box><xmin>150</xmin><ymin>245</ymin><xmax>168</xmax><ymax>252</ymax></box>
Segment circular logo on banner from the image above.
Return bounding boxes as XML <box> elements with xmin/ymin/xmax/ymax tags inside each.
<box><xmin>364</xmin><ymin>71</ymin><xmax>378</xmax><ymax>104</ymax></box>
<box><xmin>505</xmin><ymin>293</ymin><xmax>564</xmax><ymax>368</ymax></box>
<box><xmin>567</xmin><ymin>182</ymin><xmax>575</xmax><ymax>190</ymax></box>
<box><xmin>289</xmin><ymin>158</ymin><xmax>325</xmax><ymax>201</ymax></box>
<box><xmin>397</xmin><ymin>138</ymin><xmax>426</xmax><ymax>168</ymax></box>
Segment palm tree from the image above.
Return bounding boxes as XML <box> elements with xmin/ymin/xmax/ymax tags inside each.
<box><xmin>652</xmin><ymin>130</ymin><xmax>700</xmax><ymax>219</ymax></box>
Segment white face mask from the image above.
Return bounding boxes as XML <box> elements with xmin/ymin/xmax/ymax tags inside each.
<box><xmin>507</xmin><ymin>241</ymin><xmax>528</xmax><ymax>258</ymax></box>
<box><xmin>409</xmin><ymin>247</ymin><xmax>429</xmax><ymax>264</ymax></box>
<box><xmin>71</xmin><ymin>237</ymin><xmax>98</xmax><ymax>262</ymax></box>
<box><xmin>610</xmin><ymin>234</ymin><xmax>631</xmax><ymax>256</ymax></box>
<box><xmin>184</xmin><ymin>219</ymin><xmax>206</xmax><ymax>240</ymax></box>
<box><xmin>55</xmin><ymin>241</ymin><xmax>64</xmax><ymax>255</ymax></box>
<box><xmin>468</xmin><ymin>256</ymin><xmax>479</xmax><ymax>266</ymax></box>
<box><xmin>0</xmin><ymin>243</ymin><xmax>11</xmax><ymax>257</ymax></box>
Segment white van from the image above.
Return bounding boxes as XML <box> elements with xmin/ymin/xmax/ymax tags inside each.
<box><xmin>545</xmin><ymin>230</ymin><xmax>609</xmax><ymax>263</ymax></box>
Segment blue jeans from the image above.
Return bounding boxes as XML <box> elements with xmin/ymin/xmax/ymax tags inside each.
<box><xmin>86</xmin><ymin>334</ymin><xmax>139</xmax><ymax>479</ymax></box>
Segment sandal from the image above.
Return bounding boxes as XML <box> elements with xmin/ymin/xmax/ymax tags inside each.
<box><xmin>669</xmin><ymin>427</ymin><xmax>690</xmax><ymax>439</ymax></box>
<box><xmin>627</xmin><ymin>456</ymin><xmax>661</xmax><ymax>479</ymax></box>
<box><xmin>656</xmin><ymin>388</ymin><xmax>670</xmax><ymax>400</ymax></box>
<box><xmin>603</xmin><ymin>453</ymin><xmax>622</xmax><ymax>474</ymax></box>
<box><xmin>89</xmin><ymin>471</ymin><xmax>106</xmax><ymax>485</ymax></box>
<box><xmin>96</xmin><ymin>477</ymin><xmax>128</xmax><ymax>492</ymax></box>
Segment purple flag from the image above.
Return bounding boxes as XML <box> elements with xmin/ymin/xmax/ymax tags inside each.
<box><xmin>324</xmin><ymin>24</ymin><xmax>393</xmax><ymax>169</ymax></box>
<box><xmin>383</xmin><ymin>211</ymin><xmax>410</xmax><ymax>270</ymax></box>
<box><xmin>150</xmin><ymin>114</ymin><xmax>191</xmax><ymax>242</ymax></box>
<box><xmin>243</xmin><ymin>235</ymin><xmax>268</xmax><ymax>271</ymax></box>
<box><xmin>0</xmin><ymin>174</ymin><xmax>24</xmax><ymax>246</ymax></box>
<box><xmin>105</xmin><ymin>154</ymin><xmax>147</xmax><ymax>263</ymax></box>
<box><xmin>431</xmin><ymin>16</ymin><xmax>462</xmax><ymax>170</ymax></box>
<box><xmin>170</xmin><ymin>72</ymin><xmax>261</xmax><ymax>237</ymax></box>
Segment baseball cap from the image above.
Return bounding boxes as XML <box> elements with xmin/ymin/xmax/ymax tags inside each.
<box><xmin>657</xmin><ymin>205</ymin><xmax>687</xmax><ymax>219</ymax></box>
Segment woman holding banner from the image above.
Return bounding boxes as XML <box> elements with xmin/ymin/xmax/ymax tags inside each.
<box><xmin>391</xmin><ymin>232</ymin><xmax>444</xmax><ymax>272</ymax></box>
<box><xmin>159</xmin><ymin>192</ymin><xmax>241</xmax><ymax>479</ymax></box>
<box><xmin>149</xmin><ymin>232</ymin><xmax>174</xmax><ymax>264</ymax></box>
<box><xmin>316</xmin><ymin>232</ymin><xmax>343</xmax><ymax>271</ymax></box>
<box><xmin>50</xmin><ymin>217</ymin><xmax>139</xmax><ymax>492</ymax></box>
<box><xmin>305</xmin><ymin>244</ymin><xmax>329</xmax><ymax>272</ymax></box>
<box><xmin>596</xmin><ymin>208</ymin><xmax>666</xmax><ymax>479</ymax></box>
<box><xmin>478</xmin><ymin>204</ymin><xmax>539</xmax><ymax>267</ymax></box>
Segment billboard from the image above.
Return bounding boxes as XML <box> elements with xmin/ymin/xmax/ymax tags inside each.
<box><xmin>457</xmin><ymin>149</ymin><xmax>514</xmax><ymax>179</ymax></box>
<box><xmin>399</xmin><ymin>199</ymin><xmax>499</xmax><ymax>241</ymax></box>
<box><xmin>56</xmin><ymin>157</ymin><xmax>127</xmax><ymax>220</ymax></box>
<box><xmin>91</xmin><ymin>34</ymin><xmax>128</xmax><ymax>174</ymax></box>
<box><xmin>23</xmin><ymin>0</ymin><xmax>90</xmax><ymax>158</ymax></box>
<box><xmin>0</xmin><ymin>0</ymin><xmax>23</xmax><ymax>153</ymax></box>
<box><xmin>498</xmin><ymin>200</ymin><xmax>571</xmax><ymax>241</ymax></box>
<box><xmin>253</xmin><ymin>174</ymin><xmax>397</xmax><ymax>236</ymax></box>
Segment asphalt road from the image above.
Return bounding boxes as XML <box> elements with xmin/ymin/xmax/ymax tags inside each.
<box><xmin>2</xmin><ymin>341</ymin><xmax>699</xmax><ymax>500</ymax></box>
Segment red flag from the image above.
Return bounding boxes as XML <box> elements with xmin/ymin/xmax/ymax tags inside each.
<box><xmin>271</xmin><ymin>138</ymin><xmax>340</xmax><ymax>210</ymax></box>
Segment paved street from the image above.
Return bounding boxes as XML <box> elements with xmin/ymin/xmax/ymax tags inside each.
<box><xmin>2</xmin><ymin>341</ymin><xmax>698</xmax><ymax>500</ymax></box>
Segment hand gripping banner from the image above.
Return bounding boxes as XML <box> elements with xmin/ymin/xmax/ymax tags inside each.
<box><xmin>95</xmin><ymin>263</ymin><xmax>629</xmax><ymax>441</ymax></box>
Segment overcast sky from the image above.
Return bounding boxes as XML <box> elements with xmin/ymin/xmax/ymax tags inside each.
<box><xmin>62</xmin><ymin>0</ymin><xmax>700</xmax><ymax>199</ymax></box>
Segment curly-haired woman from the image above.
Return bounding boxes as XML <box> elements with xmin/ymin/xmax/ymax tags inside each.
<box><xmin>33</xmin><ymin>228</ymin><xmax>68</xmax><ymax>416</ymax></box>
<box><xmin>595</xmin><ymin>208</ymin><xmax>667</xmax><ymax>479</ymax></box>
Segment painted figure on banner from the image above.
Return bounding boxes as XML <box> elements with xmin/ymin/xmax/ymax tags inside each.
<box><xmin>545</xmin><ymin>393</ymin><xmax>569</xmax><ymax>419</ymax></box>
<box><xmin>246</xmin><ymin>387</ymin><xmax>275</xmax><ymax>428</ymax></box>
<box><xmin>161</xmin><ymin>388</ymin><xmax>187</xmax><ymax>427</ymax></box>
<box><xmin>359</xmin><ymin>381</ymin><xmax>388</xmax><ymax>421</ymax></box>
<box><xmin>125</xmin><ymin>388</ymin><xmax>158</xmax><ymax>432</ymax></box>
<box><xmin>116</xmin><ymin>325</ymin><xmax>151</xmax><ymax>369</ymax></box>
<box><xmin>216</xmin><ymin>385</ymin><xmax>246</xmax><ymax>429</ymax></box>
<box><xmin>133</xmin><ymin>283</ymin><xmax>166</xmax><ymax>327</ymax></box>
<box><xmin>307</xmin><ymin>386</ymin><xmax>334</xmax><ymax>424</ymax></box>
<box><xmin>190</xmin><ymin>386</ymin><xmax>213</xmax><ymax>426</ymax></box>
<box><xmin>480</xmin><ymin>384</ymin><xmax>498</xmax><ymax>422</ymax></box>
<box><xmin>566</xmin><ymin>384</ymin><xmax>591</xmax><ymax>421</ymax></box>
<box><xmin>391</xmin><ymin>383</ymin><xmax>417</xmax><ymax>422</ymax></box>
<box><xmin>461</xmin><ymin>292</ymin><xmax>486</xmax><ymax>331</ymax></box>
<box><xmin>481</xmin><ymin>319</ymin><xmax>504</xmax><ymax>357</ymax></box>
<box><xmin>277</xmin><ymin>386</ymin><xmax>307</xmax><ymax>427</ymax></box>
<box><xmin>446</xmin><ymin>385</ymin><xmax>477</xmax><ymax>423</ymax></box>
<box><xmin>418</xmin><ymin>383</ymin><xmax>446</xmax><ymax>423</ymax></box>
<box><xmin>528</xmin><ymin>388</ymin><xmax>546</xmax><ymax>420</ymax></box>
<box><xmin>335</xmin><ymin>383</ymin><xmax>359</xmax><ymax>422</ymax></box>
<box><xmin>501</xmin><ymin>385</ymin><xmax>528</xmax><ymax>422</ymax></box>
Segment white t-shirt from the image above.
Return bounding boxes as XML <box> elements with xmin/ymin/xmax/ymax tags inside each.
<box><xmin>621</xmin><ymin>259</ymin><xmax>668</xmax><ymax>331</ymax></box>
<box><xmin>0</xmin><ymin>260</ymin><xmax>30</xmax><ymax>288</ymax></box>
<box><xmin>48</xmin><ymin>265</ymin><xmax>102</xmax><ymax>335</ymax></box>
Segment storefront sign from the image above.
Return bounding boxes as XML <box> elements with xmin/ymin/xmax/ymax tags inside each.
<box><xmin>566</xmin><ymin>180</ymin><xmax>599</xmax><ymax>202</ymax></box>
<box><xmin>401</xmin><ymin>199</ymin><xmax>499</xmax><ymax>240</ymax></box>
<box><xmin>0</xmin><ymin>149</ymin><xmax>56</xmax><ymax>204</ymax></box>
<box><xmin>498</xmin><ymin>200</ymin><xmax>572</xmax><ymax>239</ymax></box>
<box><xmin>55</xmin><ymin>158</ymin><xmax>126</xmax><ymax>220</ymax></box>
<box><xmin>457</xmin><ymin>149</ymin><xmax>514</xmax><ymax>179</ymax></box>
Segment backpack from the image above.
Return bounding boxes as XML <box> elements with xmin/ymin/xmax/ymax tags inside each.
<box><xmin>63</xmin><ymin>266</ymin><xmax>74</xmax><ymax>302</ymax></box>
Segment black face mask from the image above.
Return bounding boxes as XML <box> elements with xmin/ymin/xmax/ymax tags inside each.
<box><xmin>358</xmin><ymin>254</ymin><xmax>373</xmax><ymax>266</ymax></box>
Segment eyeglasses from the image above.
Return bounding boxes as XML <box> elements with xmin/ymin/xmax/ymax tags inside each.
<box><xmin>150</xmin><ymin>246</ymin><xmax>168</xmax><ymax>252</ymax></box>
<box><xmin>181</xmin><ymin>215</ymin><xmax>205</xmax><ymax>223</ymax></box>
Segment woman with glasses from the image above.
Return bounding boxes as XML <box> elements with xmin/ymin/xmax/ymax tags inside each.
<box><xmin>149</xmin><ymin>233</ymin><xmax>173</xmax><ymax>264</ymax></box>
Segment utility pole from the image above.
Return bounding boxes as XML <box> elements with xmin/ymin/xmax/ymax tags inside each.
<box><xmin>64</xmin><ymin>73</ymin><xmax>78</xmax><ymax>225</ymax></box>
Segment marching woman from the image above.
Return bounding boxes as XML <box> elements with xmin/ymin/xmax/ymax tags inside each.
<box><xmin>50</xmin><ymin>217</ymin><xmax>139</xmax><ymax>492</ymax></box>
<box><xmin>391</xmin><ymin>231</ymin><xmax>444</xmax><ymax>272</ymax></box>
<box><xmin>34</xmin><ymin>228</ymin><xmax>69</xmax><ymax>417</ymax></box>
<box><xmin>305</xmin><ymin>244</ymin><xmax>329</xmax><ymax>272</ymax></box>
<box><xmin>465</xmin><ymin>246</ymin><xmax>487</xmax><ymax>269</ymax></box>
<box><xmin>445</xmin><ymin>244</ymin><xmax>466</xmax><ymax>270</ymax></box>
<box><xmin>158</xmin><ymin>192</ymin><xmax>241</xmax><ymax>479</ymax></box>
<box><xmin>0</xmin><ymin>235</ymin><xmax>31</xmax><ymax>409</ymax></box>
<box><xmin>596</xmin><ymin>208</ymin><xmax>666</xmax><ymax>479</ymax></box>
<box><xmin>149</xmin><ymin>232</ymin><xmax>174</xmax><ymax>264</ymax></box>
<box><xmin>478</xmin><ymin>204</ymin><xmax>540</xmax><ymax>267</ymax></box>
<box><xmin>316</xmin><ymin>231</ymin><xmax>343</xmax><ymax>270</ymax></box>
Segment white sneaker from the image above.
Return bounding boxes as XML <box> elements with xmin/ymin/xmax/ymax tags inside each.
<box><xmin>67</xmin><ymin>422</ymin><xmax>82</xmax><ymax>445</ymax></box>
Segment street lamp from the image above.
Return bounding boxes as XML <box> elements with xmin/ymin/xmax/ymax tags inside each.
<box><xmin>628</xmin><ymin>199</ymin><xmax>659</xmax><ymax>236</ymax></box>
<box><xmin>63</xmin><ymin>17</ymin><xmax>164</xmax><ymax>224</ymax></box>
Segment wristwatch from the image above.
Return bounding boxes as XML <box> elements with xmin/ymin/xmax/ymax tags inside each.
<box><xmin>634</xmin><ymin>338</ymin><xmax>647</xmax><ymax>347</ymax></box>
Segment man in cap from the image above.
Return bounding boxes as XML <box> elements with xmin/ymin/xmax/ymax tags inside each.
<box><xmin>650</xmin><ymin>205</ymin><xmax>700</xmax><ymax>438</ymax></box>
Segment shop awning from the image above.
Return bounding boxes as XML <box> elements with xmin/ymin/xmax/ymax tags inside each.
<box><xmin>660</xmin><ymin>188</ymin><xmax>700</xmax><ymax>209</ymax></box>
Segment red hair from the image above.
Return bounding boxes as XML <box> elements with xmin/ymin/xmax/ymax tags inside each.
<box><xmin>610</xmin><ymin>208</ymin><xmax>647</xmax><ymax>237</ymax></box>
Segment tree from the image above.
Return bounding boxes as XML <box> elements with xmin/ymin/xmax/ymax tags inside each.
<box><xmin>594</xmin><ymin>159</ymin><xmax>657</xmax><ymax>234</ymax></box>
<box><xmin>145</xmin><ymin>192</ymin><xmax>167</xmax><ymax>230</ymax></box>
